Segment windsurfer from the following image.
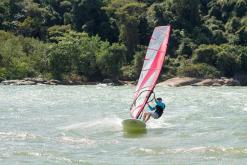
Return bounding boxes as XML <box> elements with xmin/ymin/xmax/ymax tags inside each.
<box><xmin>142</xmin><ymin>97</ymin><xmax>165</xmax><ymax>123</ymax></box>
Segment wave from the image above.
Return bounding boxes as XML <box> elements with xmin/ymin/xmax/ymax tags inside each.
<box><xmin>243</xmin><ymin>107</ymin><xmax>247</xmax><ymax>112</ymax></box>
<box><xmin>14</xmin><ymin>151</ymin><xmax>93</xmax><ymax>165</ymax></box>
<box><xmin>131</xmin><ymin>146</ymin><xmax>247</xmax><ymax>155</ymax></box>
<box><xmin>59</xmin><ymin>116</ymin><xmax>123</xmax><ymax>131</ymax></box>
<box><xmin>0</xmin><ymin>131</ymin><xmax>38</xmax><ymax>140</ymax></box>
<box><xmin>59</xmin><ymin>136</ymin><xmax>95</xmax><ymax>145</ymax></box>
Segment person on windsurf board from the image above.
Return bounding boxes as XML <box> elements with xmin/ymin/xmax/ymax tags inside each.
<box><xmin>122</xmin><ymin>26</ymin><xmax>171</xmax><ymax>132</ymax></box>
<box><xmin>142</xmin><ymin>97</ymin><xmax>166</xmax><ymax>123</ymax></box>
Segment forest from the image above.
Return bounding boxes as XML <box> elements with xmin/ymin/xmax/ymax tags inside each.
<box><xmin>0</xmin><ymin>0</ymin><xmax>246</xmax><ymax>83</ymax></box>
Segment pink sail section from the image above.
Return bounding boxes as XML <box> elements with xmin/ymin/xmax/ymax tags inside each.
<box><xmin>130</xmin><ymin>26</ymin><xmax>171</xmax><ymax>119</ymax></box>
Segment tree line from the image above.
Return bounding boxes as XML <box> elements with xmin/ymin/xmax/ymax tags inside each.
<box><xmin>0</xmin><ymin>0</ymin><xmax>246</xmax><ymax>82</ymax></box>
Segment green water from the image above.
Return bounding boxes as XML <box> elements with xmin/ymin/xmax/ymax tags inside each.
<box><xmin>0</xmin><ymin>85</ymin><xmax>247</xmax><ymax>165</ymax></box>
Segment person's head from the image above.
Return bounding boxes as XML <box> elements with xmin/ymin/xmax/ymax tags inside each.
<box><xmin>157</xmin><ymin>97</ymin><xmax>162</xmax><ymax>102</ymax></box>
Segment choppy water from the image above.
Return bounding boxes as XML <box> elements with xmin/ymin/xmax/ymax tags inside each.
<box><xmin>0</xmin><ymin>85</ymin><xmax>247</xmax><ymax>165</ymax></box>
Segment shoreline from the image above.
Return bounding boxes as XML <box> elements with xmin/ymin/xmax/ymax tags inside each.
<box><xmin>1</xmin><ymin>76</ymin><xmax>246</xmax><ymax>86</ymax></box>
<box><xmin>0</xmin><ymin>78</ymin><xmax>136</xmax><ymax>86</ymax></box>
<box><xmin>157</xmin><ymin>77</ymin><xmax>244</xmax><ymax>87</ymax></box>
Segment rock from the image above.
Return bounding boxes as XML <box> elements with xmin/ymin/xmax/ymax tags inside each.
<box><xmin>1</xmin><ymin>80</ymin><xmax>36</xmax><ymax>85</ymax></box>
<box><xmin>193</xmin><ymin>79</ymin><xmax>223</xmax><ymax>86</ymax></box>
<box><xmin>44</xmin><ymin>80</ymin><xmax>60</xmax><ymax>85</ymax></box>
<box><xmin>102</xmin><ymin>79</ymin><xmax>114</xmax><ymax>84</ymax></box>
<box><xmin>158</xmin><ymin>77</ymin><xmax>241</xmax><ymax>87</ymax></box>
<box><xmin>23</xmin><ymin>77</ymin><xmax>45</xmax><ymax>83</ymax></box>
<box><xmin>118</xmin><ymin>80</ymin><xmax>136</xmax><ymax>86</ymax></box>
<box><xmin>191</xmin><ymin>78</ymin><xmax>240</xmax><ymax>86</ymax></box>
<box><xmin>1</xmin><ymin>78</ymin><xmax>61</xmax><ymax>85</ymax></box>
<box><xmin>112</xmin><ymin>80</ymin><xmax>125</xmax><ymax>86</ymax></box>
<box><xmin>49</xmin><ymin>79</ymin><xmax>60</xmax><ymax>84</ymax></box>
<box><xmin>16</xmin><ymin>80</ymin><xmax>36</xmax><ymax>85</ymax></box>
<box><xmin>233</xmin><ymin>73</ymin><xmax>247</xmax><ymax>85</ymax></box>
<box><xmin>33</xmin><ymin>78</ymin><xmax>46</xmax><ymax>83</ymax></box>
<box><xmin>158</xmin><ymin>77</ymin><xmax>202</xmax><ymax>87</ymax></box>
<box><xmin>223</xmin><ymin>78</ymin><xmax>240</xmax><ymax>86</ymax></box>
<box><xmin>23</xmin><ymin>77</ymin><xmax>33</xmax><ymax>81</ymax></box>
<box><xmin>1</xmin><ymin>80</ymin><xmax>21</xmax><ymax>85</ymax></box>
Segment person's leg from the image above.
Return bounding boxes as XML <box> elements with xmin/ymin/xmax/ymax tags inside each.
<box><xmin>142</xmin><ymin>112</ymin><xmax>147</xmax><ymax>121</ymax></box>
<box><xmin>144</xmin><ymin>113</ymin><xmax>151</xmax><ymax>123</ymax></box>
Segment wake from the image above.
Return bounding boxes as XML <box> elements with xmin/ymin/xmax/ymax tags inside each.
<box><xmin>59</xmin><ymin>116</ymin><xmax>123</xmax><ymax>131</ymax></box>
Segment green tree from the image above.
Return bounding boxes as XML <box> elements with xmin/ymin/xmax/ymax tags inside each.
<box><xmin>146</xmin><ymin>3</ymin><xmax>172</xmax><ymax>27</ymax></box>
<box><xmin>193</xmin><ymin>45</ymin><xmax>220</xmax><ymax>66</ymax></box>
<box><xmin>237</xmin><ymin>26</ymin><xmax>247</xmax><ymax>45</ymax></box>
<box><xmin>96</xmin><ymin>42</ymin><xmax>127</xmax><ymax>80</ymax></box>
<box><xmin>225</xmin><ymin>17</ymin><xmax>241</xmax><ymax>33</ymax></box>
<box><xmin>0</xmin><ymin>30</ymin><xmax>49</xmax><ymax>79</ymax></box>
<box><xmin>168</xmin><ymin>0</ymin><xmax>200</xmax><ymax>29</ymax></box>
<box><xmin>176</xmin><ymin>38</ymin><xmax>194</xmax><ymax>57</ymax></box>
<box><xmin>234</xmin><ymin>0</ymin><xmax>246</xmax><ymax>17</ymax></box>
<box><xmin>48</xmin><ymin>31</ymin><xmax>87</xmax><ymax>79</ymax></box>
<box><xmin>177</xmin><ymin>63</ymin><xmax>220</xmax><ymax>78</ymax></box>
<box><xmin>71</xmin><ymin>0</ymin><xmax>116</xmax><ymax>41</ymax></box>
<box><xmin>49</xmin><ymin>42</ymin><xmax>80</xmax><ymax>80</ymax></box>
<box><xmin>216</xmin><ymin>51</ymin><xmax>239</xmax><ymax>77</ymax></box>
<box><xmin>76</xmin><ymin>34</ymin><xmax>101</xmax><ymax>80</ymax></box>
<box><xmin>212</xmin><ymin>30</ymin><xmax>227</xmax><ymax>44</ymax></box>
<box><xmin>104</xmin><ymin>0</ymin><xmax>146</xmax><ymax>60</ymax></box>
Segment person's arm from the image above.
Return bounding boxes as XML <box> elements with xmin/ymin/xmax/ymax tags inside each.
<box><xmin>147</xmin><ymin>104</ymin><xmax>155</xmax><ymax>111</ymax></box>
<box><xmin>154</xmin><ymin>99</ymin><xmax>158</xmax><ymax>105</ymax></box>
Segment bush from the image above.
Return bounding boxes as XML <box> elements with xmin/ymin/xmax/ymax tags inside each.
<box><xmin>234</xmin><ymin>0</ymin><xmax>246</xmax><ymax>17</ymax></box>
<box><xmin>161</xmin><ymin>57</ymin><xmax>185</xmax><ymax>79</ymax></box>
<box><xmin>237</xmin><ymin>26</ymin><xmax>247</xmax><ymax>45</ymax></box>
<box><xmin>212</xmin><ymin>30</ymin><xmax>227</xmax><ymax>44</ymax></box>
<box><xmin>120</xmin><ymin>65</ymin><xmax>137</xmax><ymax>81</ymax></box>
<box><xmin>48</xmin><ymin>43</ymin><xmax>80</xmax><ymax>80</ymax></box>
<box><xmin>177</xmin><ymin>63</ymin><xmax>221</xmax><ymax>78</ymax></box>
<box><xmin>162</xmin><ymin>56</ymin><xmax>190</xmax><ymax>79</ymax></box>
<box><xmin>7</xmin><ymin>61</ymin><xmax>35</xmax><ymax>79</ymax></box>
<box><xmin>48</xmin><ymin>31</ymin><xmax>100</xmax><ymax>80</ymax></box>
<box><xmin>176</xmin><ymin>38</ymin><xmax>194</xmax><ymax>57</ymax></box>
<box><xmin>225</xmin><ymin>17</ymin><xmax>241</xmax><ymax>33</ymax></box>
<box><xmin>47</xmin><ymin>25</ymin><xmax>71</xmax><ymax>42</ymax></box>
<box><xmin>216</xmin><ymin>51</ymin><xmax>239</xmax><ymax>77</ymax></box>
<box><xmin>133</xmin><ymin>46</ymin><xmax>146</xmax><ymax>75</ymax></box>
<box><xmin>0</xmin><ymin>67</ymin><xmax>6</xmax><ymax>81</ymax></box>
<box><xmin>96</xmin><ymin>42</ymin><xmax>127</xmax><ymax>79</ymax></box>
<box><xmin>48</xmin><ymin>30</ymin><xmax>127</xmax><ymax>81</ymax></box>
<box><xmin>239</xmin><ymin>53</ymin><xmax>247</xmax><ymax>71</ymax></box>
<box><xmin>192</xmin><ymin>45</ymin><xmax>220</xmax><ymax>65</ymax></box>
<box><xmin>0</xmin><ymin>30</ymin><xmax>49</xmax><ymax>79</ymax></box>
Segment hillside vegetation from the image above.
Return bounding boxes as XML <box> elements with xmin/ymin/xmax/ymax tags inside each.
<box><xmin>0</xmin><ymin>0</ymin><xmax>246</xmax><ymax>82</ymax></box>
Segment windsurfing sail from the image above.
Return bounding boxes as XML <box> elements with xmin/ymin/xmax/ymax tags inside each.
<box><xmin>130</xmin><ymin>26</ymin><xmax>171</xmax><ymax>119</ymax></box>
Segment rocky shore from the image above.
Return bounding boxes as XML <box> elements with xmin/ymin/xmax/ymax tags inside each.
<box><xmin>0</xmin><ymin>76</ymin><xmax>246</xmax><ymax>86</ymax></box>
<box><xmin>157</xmin><ymin>77</ymin><xmax>242</xmax><ymax>87</ymax></box>
<box><xmin>0</xmin><ymin>78</ymin><xmax>128</xmax><ymax>86</ymax></box>
<box><xmin>0</xmin><ymin>78</ymin><xmax>61</xmax><ymax>85</ymax></box>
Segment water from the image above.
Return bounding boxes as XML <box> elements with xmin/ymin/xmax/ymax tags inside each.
<box><xmin>0</xmin><ymin>85</ymin><xmax>247</xmax><ymax>165</ymax></box>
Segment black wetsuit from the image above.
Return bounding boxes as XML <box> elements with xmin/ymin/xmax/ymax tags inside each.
<box><xmin>155</xmin><ymin>105</ymin><xmax>164</xmax><ymax>118</ymax></box>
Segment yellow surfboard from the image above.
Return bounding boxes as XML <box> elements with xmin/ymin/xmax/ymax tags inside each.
<box><xmin>122</xmin><ymin>119</ymin><xmax>146</xmax><ymax>133</ymax></box>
